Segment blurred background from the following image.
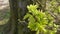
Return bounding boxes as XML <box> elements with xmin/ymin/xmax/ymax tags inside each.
<box><xmin>0</xmin><ymin>0</ymin><xmax>10</xmax><ymax>25</ymax></box>
<box><xmin>0</xmin><ymin>0</ymin><xmax>10</xmax><ymax>34</ymax></box>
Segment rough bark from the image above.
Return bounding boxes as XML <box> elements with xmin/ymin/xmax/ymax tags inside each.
<box><xmin>8</xmin><ymin>0</ymin><xmax>18</xmax><ymax>34</ymax></box>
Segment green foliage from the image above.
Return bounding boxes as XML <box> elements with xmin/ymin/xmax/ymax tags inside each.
<box><xmin>23</xmin><ymin>5</ymin><xmax>58</xmax><ymax>34</ymax></box>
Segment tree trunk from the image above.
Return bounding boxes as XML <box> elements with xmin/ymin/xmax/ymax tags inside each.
<box><xmin>1</xmin><ymin>0</ymin><xmax>36</xmax><ymax>34</ymax></box>
<box><xmin>9</xmin><ymin>0</ymin><xmax>18</xmax><ymax>34</ymax></box>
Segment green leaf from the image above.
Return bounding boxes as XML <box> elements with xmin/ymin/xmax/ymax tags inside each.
<box><xmin>23</xmin><ymin>13</ymin><xmax>31</xmax><ymax>20</ymax></box>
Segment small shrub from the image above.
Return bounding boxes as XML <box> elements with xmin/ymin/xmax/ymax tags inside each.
<box><xmin>23</xmin><ymin>4</ymin><xmax>58</xmax><ymax>34</ymax></box>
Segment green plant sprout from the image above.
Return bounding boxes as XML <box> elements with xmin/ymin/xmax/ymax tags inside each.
<box><xmin>23</xmin><ymin>4</ymin><xmax>58</xmax><ymax>34</ymax></box>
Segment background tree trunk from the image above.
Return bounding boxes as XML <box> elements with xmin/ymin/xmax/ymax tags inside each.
<box><xmin>18</xmin><ymin>0</ymin><xmax>36</xmax><ymax>34</ymax></box>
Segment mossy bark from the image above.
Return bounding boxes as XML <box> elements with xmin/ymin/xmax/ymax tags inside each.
<box><xmin>9</xmin><ymin>0</ymin><xmax>18</xmax><ymax>34</ymax></box>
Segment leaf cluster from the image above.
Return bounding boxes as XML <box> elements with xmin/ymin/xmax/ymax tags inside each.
<box><xmin>23</xmin><ymin>5</ymin><xmax>58</xmax><ymax>34</ymax></box>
